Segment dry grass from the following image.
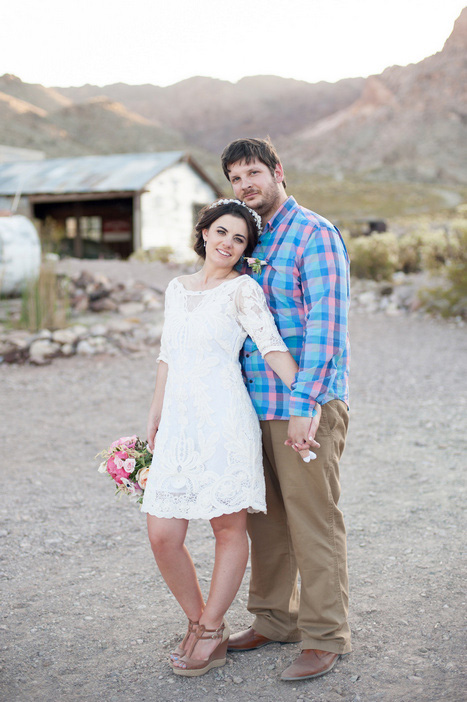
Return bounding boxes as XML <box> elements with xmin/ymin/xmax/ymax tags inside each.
<box><xmin>20</xmin><ymin>262</ymin><xmax>69</xmax><ymax>331</ymax></box>
<box><xmin>285</xmin><ymin>172</ymin><xmax>467</xmax><ymax>221</ymax></box>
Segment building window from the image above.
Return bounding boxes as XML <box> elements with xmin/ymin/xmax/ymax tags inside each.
<box><xmin>81</xmin><ymin>216</ymin><xmax>102</xmax><ymax>241</ymax></box>
<box><xmin>65</xmin><ymin>217</ymin><xmax>77</xmax><ymax>239</ymax></box>
<box><xmin>65</xmin><ymin>216</ymin><xmax>102</xmax><ymax>241</ymax></box>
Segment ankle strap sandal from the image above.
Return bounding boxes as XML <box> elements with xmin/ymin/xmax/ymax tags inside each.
<box><xmin>172</xmin><ymin>619</ymin><xmax>230</xmax><ymax>677</ymax></box>
<box><xmin>169</xmin><ymin>618</ymin><xmax>199</xmax><ymax>663</ymax></box>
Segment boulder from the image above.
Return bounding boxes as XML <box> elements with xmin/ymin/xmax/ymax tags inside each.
<box><xmin>69</xmin><ymin>324</ymin><xmax>88</xmax><ymax>339</ymax></box>
<box><xmin>107</xmin><ymin>319</ymin><xmax>134</xmax><ymax>334</ymax></box>
<box><xmin>61</xmin><ymin>343</ymin><xmax>74</xmax><ymax>356</ymax></box>
<box><xmin>144</xmin><ymin>323</ymin><xmax>164</xmax><ymax>342</ymax></box>
<box><xmin>29</xmin><ymin>339</ymin><xmax>60</xmax><ymax>357</ymax></box>
<box><xmin>52</xmin><ymin>328</ymin><xmax>79</xmax><ymax>345</ymax></box>
<box><xmin>89</xmin><ymin>324</ymin><xmax>108</xmax><ymax>337</ymax></box>
<box><xmin>33</xmin><ymin>329</ymin><xmax>52</xmax><ymax>340</ymax></box>
<box><xmin>76</xmin><ymin>340</ymin><xmax>97</xmax><ymax>356</ymax></box>
<box><xmin>29</xmin><ymin>339</ymin><xmax>61</xmax><ymax>363</ymax></box>
<box><xmin>89</xmin><ymin>298</ymin><xmax>118</xmax><ymax>312</ymax></box>
<box><xmin>118</xmin><ymin>302</ymin><xmax>145</xmax><ymax>317</ymax></box>
<box><xmin>4</xmin><ymin>331</ymin><xmax>34</xmax><ymax>349</ymax></box>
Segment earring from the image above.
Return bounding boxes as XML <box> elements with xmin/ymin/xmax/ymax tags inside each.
<box><xmin>203</xmin><ymin>240</ymin><xmax>206</xmax><ymax>248</ymax></box>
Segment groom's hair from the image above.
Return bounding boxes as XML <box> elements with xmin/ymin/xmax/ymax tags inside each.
<box><xmin>221</xmin><ymin>137</ymin><xmax>287</xmax><ymax>189</ymax></box>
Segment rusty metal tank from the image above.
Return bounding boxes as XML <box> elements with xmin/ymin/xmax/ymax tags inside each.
<box><xmin>0</xmin><ymin>215</ymin><xmax>41</xmax><ymax>295</ymax></box>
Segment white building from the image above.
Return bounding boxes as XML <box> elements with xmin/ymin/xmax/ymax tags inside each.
<box><xmin>0</xmin><ymin>152</ymin><xmax>223</xmax><ymax>260</ymax></box>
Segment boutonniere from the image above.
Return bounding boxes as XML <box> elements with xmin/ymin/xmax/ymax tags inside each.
<box><xmin>244</xmin><ymin>257</ymin><xmax>268</xmax><ymax>275</ymax></box>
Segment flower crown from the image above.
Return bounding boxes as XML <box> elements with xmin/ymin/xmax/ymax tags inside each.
<box><xmin>208</xmin><ymin>198</ymin><xmax>262</xmax><ymax>236</ymax></box>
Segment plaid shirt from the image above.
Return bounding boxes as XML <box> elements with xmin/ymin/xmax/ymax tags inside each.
<box><xmin>240</xmin><ymin>196</ymin><xmax>350</xmax><ymax>420</ymax></box>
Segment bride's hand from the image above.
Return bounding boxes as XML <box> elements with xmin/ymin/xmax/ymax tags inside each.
<box><xmin>147</xmin><ymin>416</ymin><xmax>160</xmax><ymax>453</ymax></box>
<box><xmin>284</xmin><ymin>406</ymin><xmax>321</xmax><ymax>462</ymax></box>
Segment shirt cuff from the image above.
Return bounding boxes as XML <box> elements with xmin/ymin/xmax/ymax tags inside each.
<box><xmin>289</xmin><ymin>396</ymin><xmax>318</xmax><ymax>418</ymax></box>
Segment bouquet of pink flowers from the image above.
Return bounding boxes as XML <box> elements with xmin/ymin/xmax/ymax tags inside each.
<box><xmin>96</xmin><ymin>435</ymin><xmax>152</xmax><ymax>505</ymax></box>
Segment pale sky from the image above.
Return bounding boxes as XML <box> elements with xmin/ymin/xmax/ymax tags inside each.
<box><xmin>1</xmin><ymin>0</ymin><xmax>465</xmax><ymax>88</ymax></box>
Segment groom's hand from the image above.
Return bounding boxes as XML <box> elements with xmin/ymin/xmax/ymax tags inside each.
<box><xmin>285</xmin><ymin>407</ymin><xmax>321</xmax><ymax>459</ymax></box>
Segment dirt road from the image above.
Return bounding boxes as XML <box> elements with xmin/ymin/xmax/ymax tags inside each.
<box><xmin>1</xmin><ymin>309</ymin><xmax>466</xmax><ymax>702</ymax></box>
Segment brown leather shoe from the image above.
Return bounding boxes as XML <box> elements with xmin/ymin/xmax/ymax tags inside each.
<box><xmin>227</xmin><ymin>627</ymin><xmax>298</xmax><ymax>652</ymax></box>
<box><xmin>280</xmin><ymin>649</ymin><xmax>340</xmax><ymax>680</ymax></box>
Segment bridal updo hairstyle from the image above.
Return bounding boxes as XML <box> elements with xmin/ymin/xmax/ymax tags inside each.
<box><xmin>193</xmin><ymin>200</ymin><xmax>259</xmax><ymax>259</ymax></box>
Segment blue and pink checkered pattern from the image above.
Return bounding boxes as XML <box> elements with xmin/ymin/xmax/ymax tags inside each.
<box><xmin>240</xmin><ymin>196</ymin><xmax>350</xmax><ymax>420</ymax></box>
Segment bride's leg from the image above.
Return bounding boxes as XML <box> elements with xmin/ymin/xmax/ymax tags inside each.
<box><xmin>146</xmin><ymin>514</ymin><xmax>204</xmax><ymax>622</ymax></box>
<box><xmin>173</xmin><ymin>509</ymin><xmax>248</xmax><ymax>667</ymax></box>
<box><xmin>205</xmin><ymin>509</ymin><xmax>249</xmax><ymax>622</ymax></box>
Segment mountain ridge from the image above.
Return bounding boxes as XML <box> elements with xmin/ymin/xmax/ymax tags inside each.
<box><xmin>0</xmin><ymin>7</ymin><xmax>465</xmax><ymax>184</ymax></box>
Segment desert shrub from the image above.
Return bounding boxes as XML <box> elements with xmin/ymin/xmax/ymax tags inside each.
<box><xmin>418</xmin><ymin>223</ymin><xmax>467</xmax><ymax>318</ymax></box>
<box><xmin>419</xmin><ymin>228</ymin><xmax>454</xmax><ymax>273</ymax></box>
<box><xmin>397</xmin><ymin>231</ymin><xmax>425</xmax><ymax>273</ymax></box>
<box><xmin>38</xmin><ymin>217</ymin><xmax>66</xmax><ymax>255</ymax></box>
<box><xmin>20</xmin><ymin>262</ymin><xmax>69</xmax><ymax>331</ymax></box>
<box><xmin>339</xmin><ymin>228</ymin><xmax>351</xmax><ymax>246</ymax></box>
<box><xmin>130</xmin><ymin>246</ymin><xmax>174</xmax><ymax>264</ymax></box>
<box><xmin>348</xmin><ymin>232</ymin><xmax>399</xmax><ymax>281</ymax></box>
<box><xmin>397</xmin><ymin>220</ymin><xmax>464</xmax><ymax>274</ymax></box>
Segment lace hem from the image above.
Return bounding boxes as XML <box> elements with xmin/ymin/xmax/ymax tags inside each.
<box><xmin>140</xmin><ymin>501</ymin><xmax>267</xmax><ymax>520</ymax></box>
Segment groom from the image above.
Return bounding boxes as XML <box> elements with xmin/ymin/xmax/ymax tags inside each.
<box><xmin>220</xmin><ymin>137</ymin><xmax>351</xmax><ymax>681</ymax></box>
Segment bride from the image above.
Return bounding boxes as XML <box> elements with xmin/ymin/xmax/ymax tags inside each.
<box><xmin>141</xmin><ymin>199</ymin><xmax>316</xmax><ymax>677</ymax></box>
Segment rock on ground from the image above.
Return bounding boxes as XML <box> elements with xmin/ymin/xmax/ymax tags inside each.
<box><xmin>0</xmin><ymin>311</ymin><xmax>466</xmax><ymax>702</ymax></box>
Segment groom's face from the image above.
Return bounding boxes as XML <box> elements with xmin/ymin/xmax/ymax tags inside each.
<box><xmin>227</xmin><ymin>158</ymin><xmax>284</xmax><ymax>218</ymax></box>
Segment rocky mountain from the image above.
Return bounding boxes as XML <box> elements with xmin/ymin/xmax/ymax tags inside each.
<box><xmin>0</xmin><ymin>73</ymin><xmax>71</xmax><ymax>113</ymax></box>
<box><xmin>282</xmin><ymin>8</ymin><xmax>467</xmax><ymax>183</ymax></box>
<box><xmin>0</xmin><ymin>8</ymin><xmax>465</xmax><ymax>183</ymax></box>
<box><xmin>0</xmin><ymin>77</ymin><xmax>186</xmax><ymax>158</ymax></box>
<box><xmin>56</xmin><ymin>74</ymin><xmax>365</xmax><ymax>153</ymax></box>
<box><xmin>0</xmin><ymin>88</ymin><xmax>85</xmax><ymax>157</ymax></box>
<box><xmin>50</xmin><ymin>97</ymin><xmax>186</xmax><ymax>154</ymax></box>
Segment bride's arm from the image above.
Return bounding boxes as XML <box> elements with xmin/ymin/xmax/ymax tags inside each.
<box><xmin>147</xmin><ymin>361</ymin><xmax>168</xmax><ymax>452</ymax></box>
<box><xmin>263</xmin><ymin>349</ymin><xmax>297</xmax><ymax>390</ymax></box>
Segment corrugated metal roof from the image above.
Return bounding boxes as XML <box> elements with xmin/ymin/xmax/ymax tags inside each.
<box><xmin>0</xmin><ymin>151</ymin><xmax>186</xmax><ymax>196</ymax></box>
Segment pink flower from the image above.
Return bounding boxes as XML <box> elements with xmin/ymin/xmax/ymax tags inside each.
<box><xmin>110</xmin><ymin>435</ymin><xmax>137</xmax><ymax>450</ymax></box>
<box><xmin>106</xmin><ymin>450</ymin><xmax>131</xmax><ymax>484</ymax></box>
<box><xmin>124</xmin><ymin>458</ymin><xmax>136</xmax><ymax>473</ymax></box>
<box><xmin>136</xmin><ymin>466</ymin><xmax>150</xmax><ymax>489</ymax></box>
<box><xmin>121</xmin><ymin>477</ymin><xmax>143</xmax><ymax>495</ymax></box>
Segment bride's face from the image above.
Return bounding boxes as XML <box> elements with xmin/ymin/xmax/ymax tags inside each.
<box><xmin>203</xmin><ymin>214</ymin><xmax>248</xmax><ymax>269</ymax></box>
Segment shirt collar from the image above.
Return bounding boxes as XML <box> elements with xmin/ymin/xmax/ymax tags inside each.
<box><xmin>263</xmin><ymin>196</ymin><xmax>298</xmax><ymax>234</ymax></box>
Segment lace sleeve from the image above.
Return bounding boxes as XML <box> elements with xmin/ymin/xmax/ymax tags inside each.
<box><xmin>234</xmin><ymin>277</ymin><xmax>288</xmax><ymax>357</ymax></box>
<box><xmin>156</xmin><ymin>280</ymin><xmax>174</xmax><ymax>363</ymax></box>
<box><xmin>156</xmin><ymin>328</ymin><xmax>168</xmax><ymax>364</ymax></box>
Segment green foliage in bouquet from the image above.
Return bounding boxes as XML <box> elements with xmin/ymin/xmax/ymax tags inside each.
<box><xmin>97</xmin><ymin>435</ymin><xmax>152</xmax><ymax>505</ymax></box>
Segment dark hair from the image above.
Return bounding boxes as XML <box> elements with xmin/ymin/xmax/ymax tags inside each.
<box><xmin>221</xmin><ymin>136</ymin><xmax>287</xmax><ymax>189</ymax></box>
<box><xmin>193</xmin><ymin>201</ymin><xmax>259</xmax><ymax>258</ymax></box>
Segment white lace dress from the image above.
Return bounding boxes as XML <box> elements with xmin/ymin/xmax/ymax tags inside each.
<box><xmin>141</xmin><ymin>274</ymin><xmax>288</xmax><ymax>520</ymax></box>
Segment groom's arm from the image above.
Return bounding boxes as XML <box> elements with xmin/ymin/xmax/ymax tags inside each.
<box><xmin>287</xmin><ymin>222</ymin><xmax>350</xmax><ymax>445</ymax></box>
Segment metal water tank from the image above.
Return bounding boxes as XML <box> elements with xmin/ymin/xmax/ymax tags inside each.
<box><xmin>0</xmin><ymin>215</ymin><xmax>41</xmax><ymax>296</ymax></box>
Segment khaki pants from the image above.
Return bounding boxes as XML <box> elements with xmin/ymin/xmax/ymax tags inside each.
<box><xmin>247</xmin><ymin>400</ymin><xmax>351</xmax><ymax>654</ymax></box>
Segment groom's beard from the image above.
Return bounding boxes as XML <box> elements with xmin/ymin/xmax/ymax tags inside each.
<box><xmin>242</xmin><ymin>181</ymin><xmax>283</xmax><ymax>222</ymax></box>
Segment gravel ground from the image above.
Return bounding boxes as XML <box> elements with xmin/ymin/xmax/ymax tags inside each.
<box><xmin>1</xmin><ymin>290</ymin><xmax>466</xmax><ymax>701</ymax></box>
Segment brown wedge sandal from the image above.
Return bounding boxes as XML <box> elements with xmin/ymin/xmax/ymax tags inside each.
<box><xmin>172</xmin><ymin>619</ymin><xmax>230</xmax><ymax>677</ymax></box>
<box><xmin>169</xmin><ymin>619</ymin><xmax>199</xmax><ymax>663</ymax></box>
